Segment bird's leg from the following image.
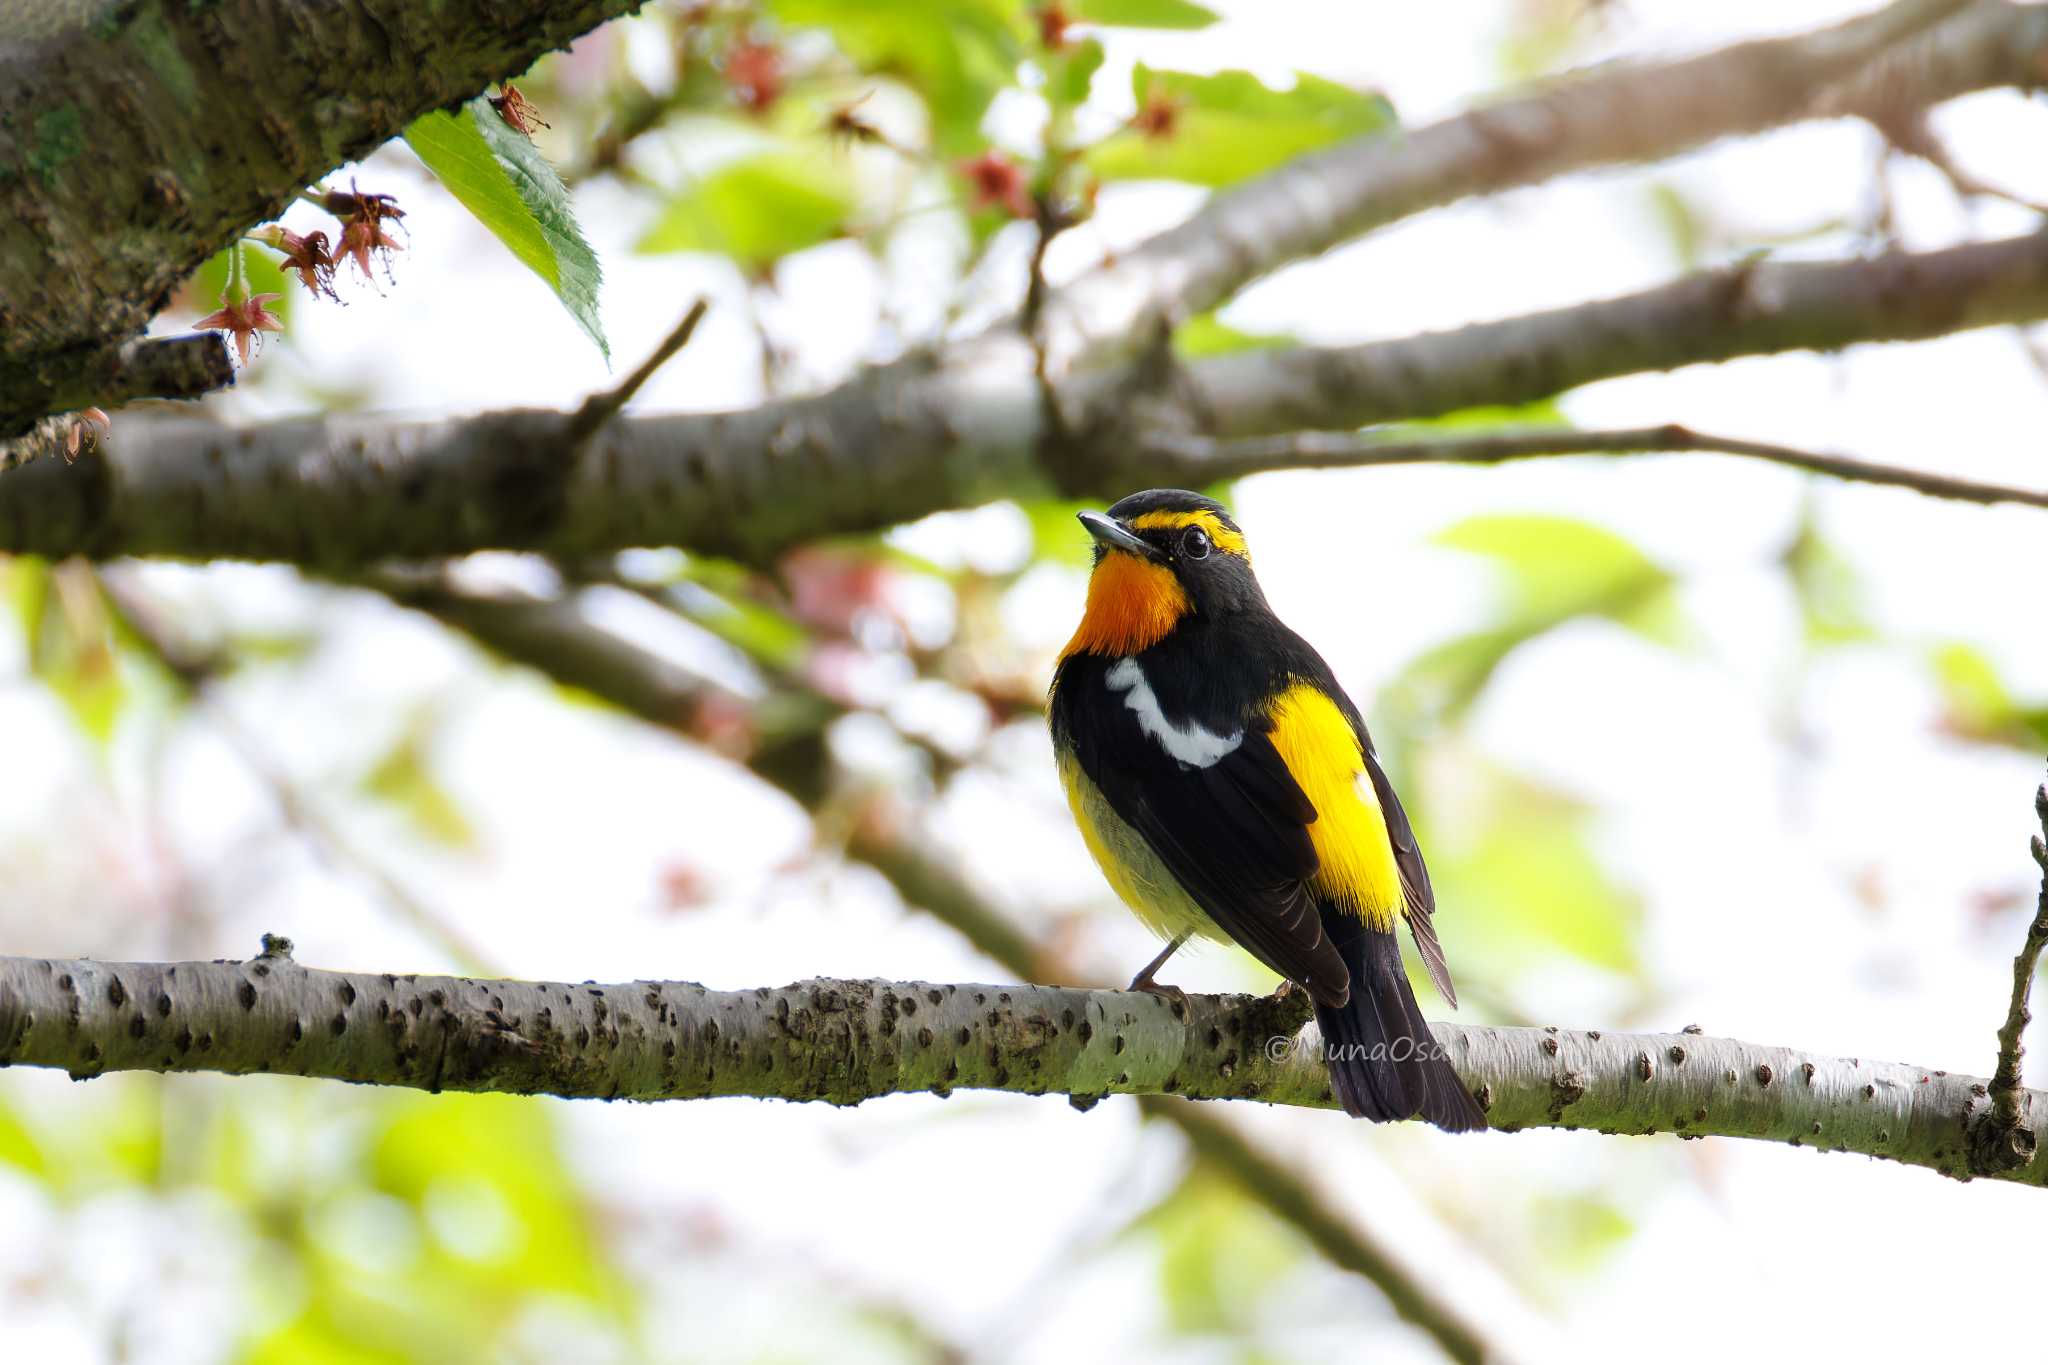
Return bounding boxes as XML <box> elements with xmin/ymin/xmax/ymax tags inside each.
<box><xmin>1128</xmin><ymin>933</ymin><xmax>1191</xmax><ymax>1003</ymax></box>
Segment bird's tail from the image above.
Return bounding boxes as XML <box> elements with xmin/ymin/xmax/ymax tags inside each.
<box><xmin>1311</xmin><ymin>906</ymin><xmax>1486</xmax><ymax>1132</ymax></box>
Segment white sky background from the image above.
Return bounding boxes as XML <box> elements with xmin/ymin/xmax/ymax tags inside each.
<box><xmin>7</xmin><ymin>1</ymin><xmax>2048</xmax><ymax>1362</ymax></box>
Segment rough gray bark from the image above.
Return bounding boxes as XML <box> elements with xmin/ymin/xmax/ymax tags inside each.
<box><xmin>1</xmin><ymin>947</ymin><xmax>2037</xmax><ymax>1186</ymax></box>
<box><xmin>0</xmin><ymin>0</ymin><xmax>644</xmax><ymax>435</ymax></box>
<box><xmin>9</xmin><ymin>231</ymin><xmax>2048</xmax><ymax>566</ymax></box>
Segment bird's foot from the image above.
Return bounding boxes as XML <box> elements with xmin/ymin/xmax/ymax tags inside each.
<box><xmin>1128</xmin><ymin>973</ymin><xmax>1188</xmax><ymax>1009</ymax></box>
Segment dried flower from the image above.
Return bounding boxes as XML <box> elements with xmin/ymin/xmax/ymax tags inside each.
<box><xmin>1132</xmin><ymin>86</ymin><xmax>1185</xmax><ymax>140</ymax></box>
<box><xmin>321</xmin><ymin>179</ymin><xmax>405</xmax><ymax>228</ymax></box>
<box><xmin>64</xmin><ymin>408</ymin><xmax>110</xmax><ymax>461</ymax></box>
<box><xmin>725</xmin><ymin>40</ymin><xmax>783</xmax><ymax>112</ymax></box>
<box><xmin>958</xmin><ymin>150</ymin><xmax>1034</xmax><ymax>219</ymax></box>
<box><xmin>194</xmin><ymin>292</ymin><xmax>284</xmax><ymax>367</ymax></box>
<box><xmin>1036</xmin><ymin>4</ymin><xmax>1072</xmax><ymax>48</ymax></box>
<box><xmin>337</xmin><ymin>215</ymin><xmax>403</xmax><ymax>280</ymax></box>
<box><xmin>490</xmin><ymin>83</ymin><xmax>551</xmax><ymax>137</ymax></box>
<box><xmin>255</xmin><ymin>225</ymin><xmax>339</xmax><ymax>300</ymax></box>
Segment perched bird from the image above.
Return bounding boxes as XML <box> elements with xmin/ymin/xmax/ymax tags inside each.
<box><xmin>1049</xmin><ymin>489</ymin><xmax>1484</xmax><ymax>1131</ymax></box>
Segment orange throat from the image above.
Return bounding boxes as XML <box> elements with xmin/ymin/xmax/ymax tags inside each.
<box><xmin>1060</xmin><ymin>553</ymin><xmax>1188</xmax><ymax>659</ymax></box>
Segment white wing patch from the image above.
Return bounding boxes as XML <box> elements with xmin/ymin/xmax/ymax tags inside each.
<box><xmin>1106</xmin><ymin>657</ymin><xmax>1243</xmax><ymax>768</ymax></box>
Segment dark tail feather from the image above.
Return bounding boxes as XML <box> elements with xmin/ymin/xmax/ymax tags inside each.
<box><xmin>1312</xmin><ymin>908</ymin><xmax>1487</xmax><ymax>1132</ymax></box>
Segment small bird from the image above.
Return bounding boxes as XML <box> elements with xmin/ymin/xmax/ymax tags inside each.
<box><xmin>1049</xmin><ymin>489</ymin><xmax>1484</xmax><ymax>1131</ymax></box>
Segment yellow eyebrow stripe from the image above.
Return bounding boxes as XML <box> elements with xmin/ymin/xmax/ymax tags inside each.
<box><xmin>1127</xmin><ymin>509</ymin><xmax>1249</xmax><ymax>559</ymax></box>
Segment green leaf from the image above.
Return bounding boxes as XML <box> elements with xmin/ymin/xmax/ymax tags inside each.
<box><xmin>11</xmin><ymin>558</ymin><xmax>129</xmax><ymax>750</ymax></box>
<box><xmin>1071</xmin><ymin>0</ymin><xmax>1218</xmax><ymax>28</ymax></box>
<box><xmin>1781</xmin><ymin>505</ymin><xmax>1874</xmax><ymax>649</ymax></box>
<box><xmin>636</xmin><ymin>150</ymin><xmax>854</xmax><ymax>269</ymax></box>
<box><xmin>360</xmin><ymin>719</ymin><xmax>474</xmax><ymax>848</ymax></box>
<box><xmin>1088</xmin><ymin>66</ymin><xmax>1394</xmax><ymax>188</ymax></box>
<box><xmin>772</xmin><ymin>0</ymin><xmax>1023</xmax><ymax>155</ymax></box>
<box><xmin>1431</xmin><ymin>769</ymin><xmax>1641</xmax><ymax>975</ymax></box>
<box><xmin>1046</xmin><ymin>36</ymin><xmax>1105</xmax><ymax>109</ymax></box>
<box><xmin>1436</xmin><ymin>514</ymin><xmax>1674</xmax><ymax>630</ymax></box>
<box><xmin>1171</xmin><ymin>312</ymin><xmax>1294</xmax><ymax>359</ymax></box>
<box><xmin>1381</xmin><ymin>515</ymin><xmax>1676</xmax><ymax>731</ymax></box>
<box><xmin>406</xmin><ymin>100</ymin><xmax>608</xmax><ymax>360</ymax></box>
<box><xmin>0</xmin><ymin>1099</ymin><xmax>46</xmax><ymax>1177</ymax></box>
<box><xmin>1931</xmin><ymin>642</ymin><xmax>2048</xmax><ymax>751</ymax></box>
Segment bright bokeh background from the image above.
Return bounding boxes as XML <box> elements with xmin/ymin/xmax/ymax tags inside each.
<box><xmin>7</xmin><ymin>1</ymin><xmax>2048</xmax><ymax>1360</ymax></box>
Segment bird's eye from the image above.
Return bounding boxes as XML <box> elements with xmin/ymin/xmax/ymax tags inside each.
<box><xmin>1180</xmin><ymin>526</ymin><xmax>1211</xmax><ymax>560</ymax></box>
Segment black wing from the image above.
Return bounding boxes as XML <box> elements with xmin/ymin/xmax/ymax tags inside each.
<box><xmin>1082</xmin><ymin>726</ymin><xmax>1353</xmax><ymax>1009</ymax></box>
<box><xmin>1361</xmin><ymin>745</ymin><xmax>1457</xmax><ymax>1008</ymax></box>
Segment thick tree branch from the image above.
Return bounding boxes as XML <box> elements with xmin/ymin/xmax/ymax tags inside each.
<box><xmin>1142</xmin><ymin>424</ymin><xmax>2048</xmax><ymax>511</ymax></box>
<box><xmin>0</xmin><ymin>0</ymin><xmax>644</xmax><ymax>434</ymax></box>
<box><xmin>11</xmin><ymin>231</ymin><xmax>2048</xmax><ymax>565</ymax></box>
<box><xmin>1142</xmin><ymin>228</ymin><xmax>2048</xmax><ymax>446</ymax></box>
<box><xmin>1035</xmin><ymin>0</ymin><xmax>2040</xmax><ymax>374</ymax></box>
<box><xmin>0</xmin><ymin>335</ymin><xmax>234</xmax><ymax>446</ymax></box>
<box><xmin>1</xmin><ymin>949</ymin><xmax>2037</xmax><ymax>1186</ymax></box>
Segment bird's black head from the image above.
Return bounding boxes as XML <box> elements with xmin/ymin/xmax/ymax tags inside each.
<box><xmin>1062</xmin><ymin>488</ymin><xmax>1266</xmax><ymax>658</ymax></box>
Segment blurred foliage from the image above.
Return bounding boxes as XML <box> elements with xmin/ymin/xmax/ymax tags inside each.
<box><xmin>4</xmin><ymin>558</ymin><xmax>132</xmax><ymax>751</ymax></box>
<box><xmin>1137</xmin><ymin>1168</ymin><xmax>1304</xmax><ymax>1337</ymax></box>
<box><xmin>636</xmin><ymin>145</ymin><xmax>857</xmax><ymax>269</ymax></box>
<box><xmin>1088</xmin><ymin>64</ymin><xmax>1395</xmax><ymax>188</ymax></box>
<box><xmin>1382</xmin><ymin>512</ymin><xmax>1678</xmax><ymax>734</ymax></box>
<box><xmin>1931</xmin><ymin>642</ymin><xmax>2048</xmax><ymax>751</ymax></box>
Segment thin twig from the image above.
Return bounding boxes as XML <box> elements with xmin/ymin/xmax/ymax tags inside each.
<box><xmin>1985</xmin><ymin>776</ymin><xmax>2048</xmax><ymax>1163</ymax></box>
<box><xmin>1142</xmin><ymin>424</ymin><xmax>2048</xmax><ymax>512</ymax></box>
<box><xmin>564</xmin><ymin>297</ymin><xmax>711</xmax><ymax>447</ymax></box>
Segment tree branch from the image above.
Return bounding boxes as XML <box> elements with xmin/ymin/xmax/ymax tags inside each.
<box><xmin>1142</xmin><ymin>424</ymin><xmax>2048</xmax><ymax>512</ymax></box>
<box><xmin>1</xmin><ymin>948</ymin><xmax>2037</xmax><ymax>1185</ymax></box>
<box><xmin>1980</xmin><ymin>776</ymin><xmax>2048</xmax><ymax>1170</ymax></box>
<box><xmin>0</xmin><ymin>335</ymin><xmax>235</xmax><ymax>442</ymax></box>
<box><xmin>12</xmin><ymin>230</ymin><xmax>2048</xmax><ymax>565</ymax></box>
<box><xmin>0</xmin><ymin>0</ymin><xmax>645</xmax><ymax>435</ymax></box>
<box><xmin>1141</xmin><ymin>228</ymin><xmax>2048</xmax><ymax>446</ymax></box>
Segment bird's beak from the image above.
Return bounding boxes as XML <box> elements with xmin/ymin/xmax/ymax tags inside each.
<box><xmin>1078</xmin><ymin>510</ymin><xmax>1163</xmax><ymax>562</ymax></box>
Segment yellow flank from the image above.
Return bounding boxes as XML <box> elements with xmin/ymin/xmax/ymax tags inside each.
<box><xmin>1128</xmin><ymin>508</ymin><xmax>1249</xmax><ymax>560</ymax></box>
<box><xmin>1264</xmin><ymin>683</ymin><xmax>1403</xmax><ymax>928</ymax></box>
<box><xmin>1058</xmin><ymin>752</ymin><xmax>1227</xmax><ymax>942</ymax></box>
<box><xmin>1059</xmin><ymin>552</ymin><xmax>1190</xmax><ymax>659</ymax></box>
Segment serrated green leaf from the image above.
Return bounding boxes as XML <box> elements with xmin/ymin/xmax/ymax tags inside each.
<box><xmin>406</xmin><ymin>101</ymin><xmax>608</xmax><ymax>360</ymax></box>
<box><xmin>637</xmin><ymin>149</ymin><xmax>855</xmax><ymax>267</ymax></box>
<box><xmin>1072</xmin><ymin>0</ymin><xmax>1217</xmax><ymax>28</ymax></box>
<box><xmin>1089</xmin><ymin>65</ymin><xmax>1394</xmax><ymax>187</ymax></box>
